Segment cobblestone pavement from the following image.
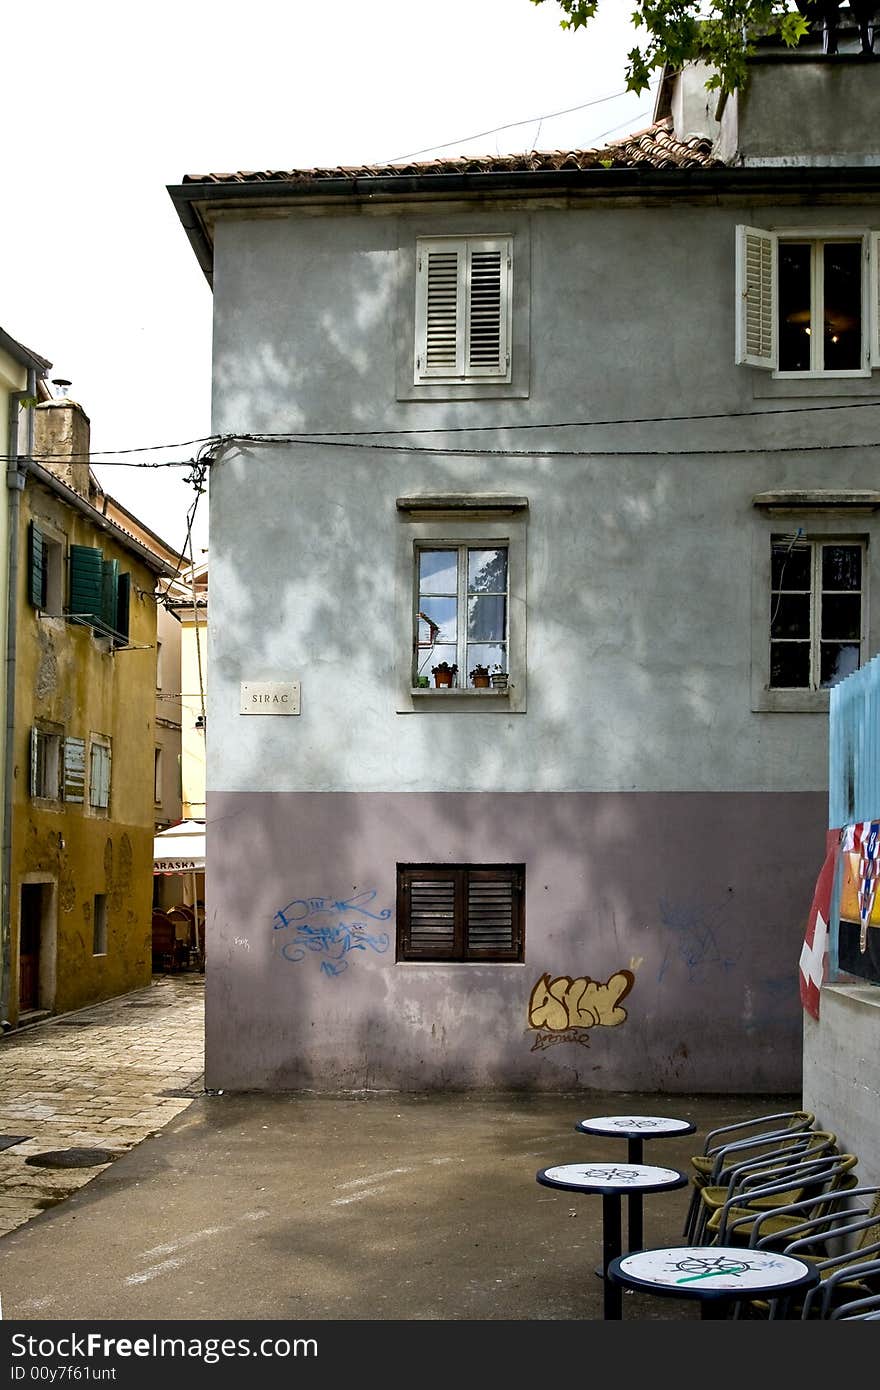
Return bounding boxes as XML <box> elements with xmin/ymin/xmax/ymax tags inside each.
<box><xmin>0</xmin><ymin>974</ymin><xmax>204</xmax><ymax>1238</ymax></box>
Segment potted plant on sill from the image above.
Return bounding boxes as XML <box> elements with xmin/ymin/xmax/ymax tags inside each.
<box><xmin>490</xmin><ymin>665</ymin><xmax>509</xmax><ymax>690</ymax></box>
<box><xmin>432</xmin><ymin>661</ymin><xmax>458</xmax><ymax>688</ymax></box>
<box><xmin>470</xmin><ymin>664</ymin><xmax>490</xmax><ymax>688</ymax></box>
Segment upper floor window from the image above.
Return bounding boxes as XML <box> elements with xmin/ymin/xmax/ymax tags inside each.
<box><xmin>28</xmin><ymin>522</ymin><xmax>65</xmax><ymax>613</ymax></box>
<box><xmin>415</xmin><ymin>545</ymin><xmax>508</xmax><ymax>689</ymax></box>
<box><xmin>735</xmin><ymin>225</ymin><xmax>879</xmax><ymax>378</ymax></box>
<box><xmin>770</xmin><ymin>535</ymin><xmax>865</xmax><ymax>691</ymax></box>
<box><xmin>414</xmin><ymin>236</ymin><xmax>512</xmax><ymax>384</ymax></box>
<box><xmin>89</xmin><ymin>736</ymin><xmax>112</xmax><ymax>813</ymax></box>
<box><xmin>30</xmin><ymin>726</ymin><xmax>86</xmax><ymax>803</ymax></box>
<box><xmin>69</xmin><ymin>545</ymin><xmax>131</xmax><ymax>646</ymax></box>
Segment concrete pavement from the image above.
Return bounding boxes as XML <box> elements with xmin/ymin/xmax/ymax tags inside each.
<box><xmin>0</xmin><ymin>981</ymin><xmax>806</xmax><ymax>1323</ymax></box>
<box><xmin>0</xmin><ymin>975</ymin><xmax>204</xmax><ymax>1238</ymax></box>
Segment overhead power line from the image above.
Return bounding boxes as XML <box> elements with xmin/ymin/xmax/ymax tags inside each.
<box><xmin>381</xmin><ymin>83</ymin><xmax>655</xmax><ymax>164</ymax></box>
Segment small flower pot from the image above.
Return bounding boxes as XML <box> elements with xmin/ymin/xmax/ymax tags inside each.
<box><xmin>472</xmin><ymin>672</ymin><xmax>490</xmax><ymax>688</ymax></box>
<box><xmin>490</xmin><ymin>672</ymin><xmax>509</xmax><ymax>690</ymax></box>
<box><xmin>434</xmin><ymin>670</ymin><xmax>454</xmax><ymax>688</ymax></box>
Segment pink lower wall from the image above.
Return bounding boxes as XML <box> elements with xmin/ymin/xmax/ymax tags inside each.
<box><xmin>205</xmin><ymin>790</ymin><xmax>826</xmax><ymax>1093</ymax></box>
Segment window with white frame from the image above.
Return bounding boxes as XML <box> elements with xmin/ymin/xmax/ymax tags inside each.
<box><xmin>770</xmin><ymin>534</ymin><xmax>865</xmax><ymax>690</ymax></box>
<box><xmin>415</xmin><ymin>544</ymin><xmax>508</xmax><ymax>689</ymax></box>
<box><xmin>414</xmin><ymin>236</ymin><xmax>512</xmax><ymax>384</ymax></box>
<box><xmin>89</xmin><ymin>736</ymin><xmax>112</xmax><ymax>812</ymax></box>
<box><xmin>735</xmin><ymin>225</ymin><xmax>880</xmax><ymax>376</ymax></box>
<box><xmin>395</xmin><ymin>497</ymin><xmax>528</xmax><ymax>712</ymax></box>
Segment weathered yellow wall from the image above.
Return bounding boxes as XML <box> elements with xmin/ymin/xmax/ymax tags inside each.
<box><xmin>9</xmin><ymin>476</ymin><xmax>159</xmax><ymax>1022</ymax></box>
<box><xmin>0</xmin><ymin>349</ymin><xmax>27</xmax><ymax>877</ymax></box>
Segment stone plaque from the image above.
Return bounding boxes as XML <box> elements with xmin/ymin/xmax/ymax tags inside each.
<box><xmin>240</xmin><ymin>681</ymin><xmax>301</xmax><ymax>715</ymax></box>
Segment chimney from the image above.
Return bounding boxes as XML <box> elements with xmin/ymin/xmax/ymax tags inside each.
<box><xmin>34</xmin><ymin>382</ymin><xmax>92</xmax><ymax>500</ymax></box>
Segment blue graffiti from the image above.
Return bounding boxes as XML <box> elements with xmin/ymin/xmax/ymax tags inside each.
<box><xmin>657</xmin><ymin>898</ymin><xmax>740</xmax><ymax>984</ymax></box>
<box><xmin>273</xmin><ymin>889</ymin><xmax>392</xmax><ymax>931</ymax></box>
<box><xmin>276</xmin><ymin>911</ymin><xmax>391</xmax><ymax>976</ymax></box>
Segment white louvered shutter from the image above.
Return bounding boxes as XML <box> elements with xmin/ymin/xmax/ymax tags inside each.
<box><xmin>90</xmin><ymin>742</ymin><xmax>111</xmax><ymax>809</ymax></box>
<box><xmin>871</xmin><ymin>232</ymin><xmax>880</xmax><ymax>369</ymax></box>
<box><xmin>63</xmin><ymin>737</ymin><xmax>85</xmax><ymax>804</ymax></box>
<box><xmin>30</xmin><ymin>727</ymin><xmax>40</xmax><ymax>797</ymax></box>
<box><xmin>415</xmin><ymin>242</ymin><xmax>464</xmax><ymax>380</ymax></box>
<box><xmin>415</xmin><ymin>237</ymin><xmax>512</xmax><ymax>383</ymax></box>
<box><xmin>735</xmin><ymin>225</ymin><xmax>777</xmax><ymax>369</ymax></box>
<box><xmin>465</xmin><ymin>240</ymin><xmax>511</xmax><ymax>378</ymax></box>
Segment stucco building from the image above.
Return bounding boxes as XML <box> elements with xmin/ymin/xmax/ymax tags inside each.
<box><xmin>4</xmin><ymin>392</ymin><xmax>176</xmax><ymax>1025</ymax></box>
<box><xmin>169</xmin><ymin>16</ymin><xmax>880</xmax><ymax>1093</ymax></box>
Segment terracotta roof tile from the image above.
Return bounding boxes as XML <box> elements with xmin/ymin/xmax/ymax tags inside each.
<box><xmin>181</xmin><ymin>118</ymin><xmax>724</xmax><ymax>186</ymax></box>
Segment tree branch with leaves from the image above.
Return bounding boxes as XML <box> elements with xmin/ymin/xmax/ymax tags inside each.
<box><xmin>531</xmin><ymin>2</ymin><xmax>813</xmax><ymax>95</ymax></box>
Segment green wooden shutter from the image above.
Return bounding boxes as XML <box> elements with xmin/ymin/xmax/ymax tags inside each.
<box><xmin>101</xmin><ymin>558</ymin><xmax>119</xmax><ymax>633</ymax></box>
<box><xmin>69</xmin><ymin>546</ymin><xmax>104</xmax><ymax>624</ymax></box>
<box><xmin>115</xmin><ymin>572</ymin><xmax>131</xmax><ymax>642</ymax></box>
<box><xmin>63</xmin><ymin>736</ymin><xmax>86</xmax><ymax>803</ymax></box>
<box><xmin>28</xmin><ymin>522</ymin><xmax>45</xmax><ymax>608</ymax></box>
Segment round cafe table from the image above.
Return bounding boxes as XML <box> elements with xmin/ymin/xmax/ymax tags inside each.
<box><xmin>575</xmin><ymin>1114</ymin><xmax>696</xmax><ymax>1253</ymax></box>
<box><xmin>607</xmin><ymin>1245</ymin><xmax>820</xmax><ymax>1320</ymax></box>
<box><xmin>536</xmin><ymin>1162</ymin><xmax>689</xmax><ymax>1320</ymax></box>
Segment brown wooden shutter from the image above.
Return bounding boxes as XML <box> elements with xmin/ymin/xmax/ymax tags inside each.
<box><xmin>398</xmin><ymin>864</ymin><xmax>523</xmax><ymax>961</ymax></box>
<box><xmin>399</xmin><ymin>868</ymin><xmax>458</xmax><ymax>959</ymax></box>
<box><xmin>465</xmin><ymin>868</ymin><xmax>522</xmax><ymax>959</ymax></box>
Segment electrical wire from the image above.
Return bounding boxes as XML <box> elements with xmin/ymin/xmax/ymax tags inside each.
<box><xmin>380</xmin><ymin>85</ymin><xmax>649</xmax><ymax>164</ymax></box>
<box><xmin>232</xmin><ymin>434</ymin><xmax>880</xmax><ymax>459</ymax></box>
<box><xmin>5</xmin><ymin>397</ymin><xmax>880</xmax><ymax>466</ymax></box>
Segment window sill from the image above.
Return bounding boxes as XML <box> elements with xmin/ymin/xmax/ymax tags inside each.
<box><xmin>752</xmin><ymin>687</ymin><xmax>832</xmax><ymax>713</ymax></box>
<box><xmin>399</xmin><ymin>685</ymin><xmax>523</xmax><ymax>712</ymax></box>
<box><xmin>752</xmin><ymin>373</ymin><xmax>878</xmax><ymax>398</ymax></box>
<box><xmin>411</xmin><ymin>687</ymin><xmax>509</xmax><ymax>699</ymax></box>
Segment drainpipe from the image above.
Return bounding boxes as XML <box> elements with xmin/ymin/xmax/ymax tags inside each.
<box><xmin>1</xmin><ymin>371</ymin><xmax>35</xmax><ymax>1028</ymax></box>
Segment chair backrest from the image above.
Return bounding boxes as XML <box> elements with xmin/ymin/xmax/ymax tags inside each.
<box><xmin>713</xmin><ymin>1129</ymin><xmax>838</xmax><ymax>1193</ymax></box>
<box><xmin>712</xmin><ymin>1151</ymin><xmax>856</xmax><ymax>1244</ymax></box>
<box><xmin>802</xmin><ymin>1254</ymin><xmax>880</xmax><ymax>1319</ymax></box>
<box><xmin>829</xmin><ymin>1284</ymin><xmax>880</xmax><ymax>1320</ymax></box>
<box><xmin>749</xmin><ymin>1180</ymin><xmax>875</xmax><ymax>1251</ymax></box>
<box><xmin>700</xmin><ymin>1109</ymin><xmax>815</xmax><ymax>1159</ymax></box>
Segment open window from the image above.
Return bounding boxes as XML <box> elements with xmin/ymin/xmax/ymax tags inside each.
<box><xmin>736</xmin><ymin>225</ymin><xmax>877</xmax><ymax>377</ymax></box>
<box><xmin>68</xmin><ymin>545</ymin><xmax>131</xmax><ymax>645</ymax></box>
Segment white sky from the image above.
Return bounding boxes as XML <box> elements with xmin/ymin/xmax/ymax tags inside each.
<box><xmin>1</xmin><ymin>0</ymin><xmax>653</xmax><ymax>555</ymax></box>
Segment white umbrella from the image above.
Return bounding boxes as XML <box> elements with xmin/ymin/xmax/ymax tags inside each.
<box><xmin>153</xmin><ymin>819</ymin><xmax>206</xmax><ymax>874</ymax></box>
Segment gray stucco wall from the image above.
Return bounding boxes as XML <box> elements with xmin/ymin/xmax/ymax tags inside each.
<box><xmin>204</xmin><ymin>192</ymin><xmax>880</xmax><ymax>1091</ymax></box>
<box><xmin>803</xmin><ymin>986</ymin><xmax>880</xmax><ymax>1186</ymax></box>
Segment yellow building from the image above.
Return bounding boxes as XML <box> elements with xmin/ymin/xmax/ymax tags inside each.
<box><xmin>162</xmin><ymin>559</ymin><xmax>207</xmax><ymax>822</ymax></box>
<box><xmin>6</xmin><ymin>396</ymin><xmax>176</xmax><ymax>1025</ymax></box>
<box><xmin>1</xmin><ymin>328</ymin><xmax>52</xmax><ymax>1029</ymax></box>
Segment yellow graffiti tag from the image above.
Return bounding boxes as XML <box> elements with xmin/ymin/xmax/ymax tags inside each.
<box><xmin>528</xmin><ymin>970</ymin><xmax>635</xmax><ymax>1032</ymax></box>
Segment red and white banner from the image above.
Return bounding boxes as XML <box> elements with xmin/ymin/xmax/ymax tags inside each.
<box><xmin>798</xmin><ymin>830</ymin><xmax>840</xmax><ymax>1021</ymax></box>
